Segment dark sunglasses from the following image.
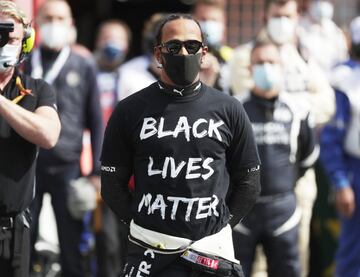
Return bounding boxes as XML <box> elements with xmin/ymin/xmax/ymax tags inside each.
<box><xmin>158</xmin><ymin>39</ymin><xmax>204</xmax><ymax>55</ymax></box>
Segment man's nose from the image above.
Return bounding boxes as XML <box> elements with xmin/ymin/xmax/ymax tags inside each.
<box><xmin>179</xmin><ymin>45</ymin><xmax>187</xmax><ymax>55</ymax></box>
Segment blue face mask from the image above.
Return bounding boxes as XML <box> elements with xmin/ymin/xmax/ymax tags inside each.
<box><xmin>101</xmin><ymin>42</ymin><xmax>125</xmax><ymax>63</ymax></box>
<box><xmin>252</xmin><ymin>63</ymin><xmax>282</xmax><ymax>91</ymax></box>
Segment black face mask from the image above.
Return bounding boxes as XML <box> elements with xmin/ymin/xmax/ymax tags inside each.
<box><xmin>161</xmin><ymin>52</ymin><xmax>202</xmax><ymax>87</ymax></box>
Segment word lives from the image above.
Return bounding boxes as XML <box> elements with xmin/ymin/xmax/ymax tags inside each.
<box><xmin>148</xmin><ymin>156</ymin><xmax>214</xmax><ymax>180</ymax></box>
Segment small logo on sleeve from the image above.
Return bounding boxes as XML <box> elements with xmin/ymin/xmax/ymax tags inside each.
<box><xmin>101</xmin><ymin>166</ymin><xmax>116</xmax><ymax>172</ymax></box>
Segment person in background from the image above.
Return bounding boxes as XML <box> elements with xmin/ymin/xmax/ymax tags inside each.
<box><xmin>233</xmin><ymin>40</ymin><xmax>318</xmax><ymax>277</ymax></box>
<box><xmin>320</xmin><ymin>16</ymin><xmax>360</xmax><ymax>277</ymax></box>
<box><xmin>117</xmin><ymin>13</ymin><xmax>167</xmax><ymax>100</ymax></box>
<box><xmin>298</xmin><ymin>0</ymin><xmax>348</xmax><ymax>77</ymax></box>
<box><xmin>0</xmin><ymin>2</ymin><xmax>60</xmax><ymax>276</ymax></box>
<box><xmin>101</xmin><ymin>13</ymin><xmax>260</xmax><ymax>276</ymax></box>
<box><xmin>24</xmin><ymin>0</ymin><xmax>103</xmax><ymax>276</ymax></box>
<box><xmin>93</xmin><ymin>18</ymin><xmax>131</xmax><ymax>277</ymax></box>
<box><xmin>229</xmin><ymin>1</ymin><xmax>334</xmax><ymax>276</ymax></box>
<box><xmin>192</xmin><ymin>0</ymin><xmax>233</xmax><ymax>94</ymax></box>
<box><xmin>95</xmin><ymin>19</ymin><xmax>131</xmax><ymax>122</ymax></box>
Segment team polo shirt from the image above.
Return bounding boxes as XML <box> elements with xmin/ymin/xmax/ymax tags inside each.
<box><xmin>0</xmin><ymin>72</ymin><xmax>57</xmax><ymax>216</ymax></box>
<box><xmin>101</xmin><ymin>82</ymin><xmax>259</xmax><ymax>240</ymax></box>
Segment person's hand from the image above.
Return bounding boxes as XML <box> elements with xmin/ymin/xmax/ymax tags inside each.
<box><xmin>88</xmin><ymin>175</ymin><xmax>101</xmax><ymax>192</ymax></box>
<box><xmin>335</xmin><ymin>186</ymin><xmax>356</xmax><ymax>218</ymax></box>
<box><xmin>200</xmin><ymin>52</ymin><xmax>220</xmax><ymax>87</ymax></box>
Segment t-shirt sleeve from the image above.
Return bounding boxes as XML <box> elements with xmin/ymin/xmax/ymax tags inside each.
<box><xmin>100</xmin><ymin>104</ymin><xmax>133</xmax><ymax>169</ymax></box>
<box><xmin>35</xmin><ymin>79</ymin><xmax>57</xmax><ymax>110</ymax></box>
<box><xmin>226</xmin><ymin>101</ymin><xmax>260</xmax><ymax>174</ymax></box>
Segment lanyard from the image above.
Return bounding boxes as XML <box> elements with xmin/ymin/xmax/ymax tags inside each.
<box><xmin>31</xmin><ymin>46</ymin><xmax>71</xmax><ymax>85</ymax></box>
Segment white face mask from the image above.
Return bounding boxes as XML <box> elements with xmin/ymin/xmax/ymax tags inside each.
<box><xmin>267</xmin><ymin>16</ymin><xmax>296</xmax><ymax>45</ymax></box>
<box><xmin>199</xmin><ymin>20</ymin><xmax>224</xmax><ymax>47</ymax></box>
<box><xmin>309</xmin><ymin>1</ymin><xmax>334</xmax><ymax>23</ymax></box>
<box><xmin>39</xmin><ymin>22</ymin><xmax>71</xmax><ymax>49</ymax></box>
<box><xmin>0</xmin><ymin>44</ymin><xmax>20</xmax><ymax>72</ymax></box>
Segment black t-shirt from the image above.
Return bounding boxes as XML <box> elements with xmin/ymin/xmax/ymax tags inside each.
<box><xmin>0</xmin><ymin>72</ymin><xmax>57</xmax><ymax>216</ymax></box>
<box><xmin>101</xmin><ymin>82</ymin><xmax>259</xmax><ymax>240</ymax></box>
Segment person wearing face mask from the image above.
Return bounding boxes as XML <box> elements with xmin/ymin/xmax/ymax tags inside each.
<box><xmin>229</xmin><ymin>1</ymin><xmax>335</xmax><ymax>276</ymax></box>
<box><xmin>192</xmin><ymin>0</ymin><xmax>233</xmax><ymax>95</ymax></box>
<box><xmin>117</xmin><ymin>13</ymin><xmax>167</xmax><ymax>101</ymax></box>
<box><xmin>0</xmin><ymin>1</ymin><xmax>61</xmax><ymax>277</ymax></box>
<box><xmin>101</xmin><ymin>13</ymin><xmax>261</xmax><ymax>277</ymax></box>
<box><xmin>92</xmin><ymin>19</ymin><xmax>131</xmax><ymax>277</ymax></box>
<box><xmin>233</xmin><ymin>40</ymin><xmax>318</xmax><ymax>277</ymax></box>
<box><xmin>95</xmin><ymin>19</ymin><xmax>131</xmax><ymax>123</ymax></box>
<box><xmin>23</xmin><ymin>0</ymin><xmax>104</xmax><ymax>276</ymax></box>
<box><xmin>298</xmin><ymin>0</ymin><xmax>348</xmax><ymax>77</ymax></box>
<box><xmin>320</xmin><ymin>16</ymin><xmax>360</xmax><ymax>277</ymax></box>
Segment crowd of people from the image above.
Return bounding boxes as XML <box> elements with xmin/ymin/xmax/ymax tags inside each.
<box><xmin>0</xmin><ymin>0</ymin><xmax>359</xmax><ymax>276</ymax></box>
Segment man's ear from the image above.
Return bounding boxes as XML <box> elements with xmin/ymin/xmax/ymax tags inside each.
<box><xmin>202</xmin><ymin>45</ymin><xmax>208</xmax><ymax>56</ymax></box>
<box><xmin>154</xmin><ymin>46</ymin><xmax>162</xmax><ymax>65</ymax></box>
<box><xmin>201</xmin><ymin>45</ymin><xmax>208</xmax><ymax>63</ymax></box>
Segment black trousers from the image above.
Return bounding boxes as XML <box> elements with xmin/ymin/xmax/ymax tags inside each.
<box><xmin>95</xmin><ymin>204</ymin><xmax>129</xmax><ymax>277</ymax></box>
<box><xmin>233</xmin><ymin>193</ymin><xmax>300</xmax><ymax>277</ymax></box>
<box><xmin>30</xmin><ymin>162</ymin><xmax>88</xmax><ymax>277</ymax></box>
<box><xmin>0</xmin><ymin>226</ymin><xmax>30</xmax><ymax>277</ymax></box>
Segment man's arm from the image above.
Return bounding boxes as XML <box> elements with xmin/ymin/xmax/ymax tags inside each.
<box><xmin>298</xmin><ymin>113</ymin><xmax>319</xmax><ymax>178</ymax></box>
<box><xmin>0</xmin><ymin>94</ymin><xmax>60</xmax><ymax>149</ymax></box>
<box><xmin>320</xmin><ymin>89</ymin><xmax>355</xmax><ymax>218</ymax></box>
<box><xmin>101</xmin><ymin>165</ymin><xmax>133</xmax><ymax>223</ymax></box>
<box><xmin>100</xmin><ymin>103</ymin><xmax>133</xmax><ymax>222</ymax></box>
<box><xmin>226</xmin><ymin>101</ymin><xmax>261</xmax><ymax>227</ymax></box>
<box><xmin>227</xmin><ymin>166</ymin><xmax>261</xmax><ymax>227</ymax></box>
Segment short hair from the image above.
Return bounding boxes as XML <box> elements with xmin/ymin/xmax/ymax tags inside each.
<box><xmin>0</xmin><ymin>1</ymin><xmax>28</xmax><ymax>26</ymax></box>
<box><xmin>264</xmin><ymin>0</ymin><xmax>297</xmax><ymax>11</ymax></box>
<box><xmin>250</xmin><ymin>39</ymin><xmax>279</xmax><ymax>61</ymax></box>
<box><xmin>155</xmin><ymin>13</ymin><xmax>204</xmax><ymax>45</ymax></box>
<box><xmin>37</xmin><ymin>0</ymin><xmax>73</xmax><ymax>19</ymax></box>
<box><xmin>96</xmin><ymin>19</ymin><xmax>132</xmax><ymax>46</ymax></box>
<box><xmin>142</xmin><ymin>13</ymin><xmax>168</xmax><ymax>53</ymax></box>
<box><xmin>192</xmin><ymin>0</ymin><xmax>226</xmax><ymax>11</ymax></box>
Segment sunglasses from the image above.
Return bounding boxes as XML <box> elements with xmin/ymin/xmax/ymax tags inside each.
<box><xmin>158</xmin><ymin>39</ymin><xmax>204</xmax><ymax>55</ymax></box>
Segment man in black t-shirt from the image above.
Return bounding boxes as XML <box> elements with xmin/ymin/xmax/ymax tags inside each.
<box><xmin>101</xmin><ymin>13</ymin><xmax>260</xmax><ymax>277</ymax></box>
<box><xmin>0</xmin><ymin>2</ymin><xmax>60</xmax><ymax>276</ymax></box>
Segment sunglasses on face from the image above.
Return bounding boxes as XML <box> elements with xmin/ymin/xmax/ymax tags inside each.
<box><xmin>158</xmin><ymin>39</ymin><xmax>204</xmax><ymax>55</ymax></box>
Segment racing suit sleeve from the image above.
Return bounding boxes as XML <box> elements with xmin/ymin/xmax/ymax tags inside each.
<box><xmin>320</xmin><ymin>89</ymin><xmax>351</xmax><ymax>190</ymax></box>
<box><xmin>297</xmin><ymin>112</ymin><xmax>319</xmax><ymax>177</ymax></box>
<box><xmin>227</xmin><ymin>166</ymin><xmax>261</xmax><ymax>227</ymax></box>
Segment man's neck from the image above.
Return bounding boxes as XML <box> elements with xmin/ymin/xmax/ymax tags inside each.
<box><xmin>0</xmin><ymin>69</ymin><xmax>14</xmax><ymax>91</ymax></box>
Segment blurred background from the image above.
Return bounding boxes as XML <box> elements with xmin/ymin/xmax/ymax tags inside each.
<box><xmin>14</xmin><ymin>0</ymin><xmax>360</xmax><ymax>59</ymax></box>
<box><xmin>10</xmin><ymin>1</ymin><xmax>360</xmax><ymax>277</ymax></box>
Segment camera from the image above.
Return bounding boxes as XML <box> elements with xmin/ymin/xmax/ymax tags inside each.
<box><xmin>0</xmin><ymin>22</ymin><xmax>14</xmax><ymax>47</ymax></box>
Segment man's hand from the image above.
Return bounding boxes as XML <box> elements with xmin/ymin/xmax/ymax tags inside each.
<box><xmin>335</xmin><ymin>186</ymin><xmax>356</xmax><ymax>218</ymax></box>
